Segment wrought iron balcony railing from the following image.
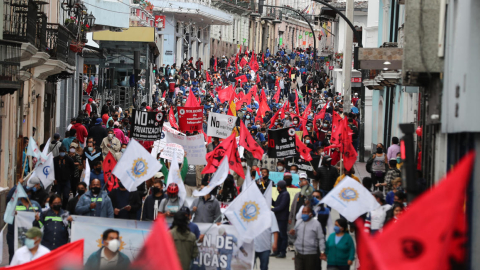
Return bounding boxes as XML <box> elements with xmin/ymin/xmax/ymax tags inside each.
<box><xmin>46</xmin><ymin>23</ymin><xmax>70</xmax><ymax>64</ymax></box>
<box><xmin>36</xmin><ymin>13</ymin><xmax>47</xmax><ymax>51</ymax></box>
<box><xmin>0</xmin><ymin>40</ymin><xmax>22</xmax><ymax>92</ymax></box>
<box><xmin>3</xmin><ymin>0</ymin><xmax>38</xmax><ymax>46</ymax></box>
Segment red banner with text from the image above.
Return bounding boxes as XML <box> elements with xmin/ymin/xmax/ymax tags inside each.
<box><xmin>178</xmin><ymin>106</ymin><xmax>203</xmax><ymax>132</ymax></box>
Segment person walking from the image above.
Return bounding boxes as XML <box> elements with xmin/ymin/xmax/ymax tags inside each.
<box><xmin>324</xmin><ymin>218</ymin><xmax>355</xmax><ymax>270</ymax></box>
<box><xmin>270</xmin><ymin>180</ymin><xmax>290</xmax><ymax>258</ymax></box>
<box><xmin>75</xmin><ymin>179</ymin><xmax>114</xmax><ymax>218</ymax></box>
<box><xmin>289</xmin><ymin>205</ymin><xmax>325</xmax><ymax>270</ymax></box>
<box><xmin>370</xmin><ymin>144</ymin><xmax>387</xmax><ymax>191</ymax></box>
<box><xmin>170</xmin><ymin>212</ymin><xmax>199</xmax><ymax>270</ymax></box>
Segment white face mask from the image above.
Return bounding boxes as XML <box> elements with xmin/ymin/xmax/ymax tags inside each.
<box><xmin>290</xmin><ymin>170</ymin><xmax>297</xmax><ymax>174</ymax></box>
<box><xmin>305</xmin><ymin>140</ymin><xmax>311</xmax><ymax>144</ymax></box>
<box><xmin>277</xmin><ymin>166</ymin><xmax>284</xmax><ymax>171</ymax></box>
<box><xmin>108</xmin><ymin>134</ymin><xmax>113</xmax><ymax>139</ymax></box>
<box><xmin>293</xmin><ymin>120</ymin><xmax>298</xmax><ymax>124</ymax></box>
<box><xmin>241</xmin><ymin>162</ymin><xmax>247</xmax><ymax>167</ymax></box>
<box><xmin>107</xmin><ymin>239</ymin><xmax>120</xmax><ymax>253</ymax></box>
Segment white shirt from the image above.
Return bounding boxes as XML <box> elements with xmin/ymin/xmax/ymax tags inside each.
<box><xmin>100</xmin><ymin>247</ymin><xmax>119</xmax><ymax>268</ymax></box>
<box><xmin>370</xmin><ymin>204</ymin><xmax>392</xmax><ymax>230</ymax></box>
<box><xmin>10</xmin><ymin>245</ymin><xmax>50</xmax><ymax>266</ymax></box>
<box><xmin>254</xmin><ymin>212</ymin><xmax>279</xmax><ymax>252</ymax></box>
<box><xmin>67</xmin><ymin>124</ymin><xmax>73</xmax><ymax>131</ymax></box>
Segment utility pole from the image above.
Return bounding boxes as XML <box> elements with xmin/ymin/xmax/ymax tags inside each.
<box><xmin>342</xmin><ymin>0</ymin><xmax>354</xmax><ymax>112</ymax></box>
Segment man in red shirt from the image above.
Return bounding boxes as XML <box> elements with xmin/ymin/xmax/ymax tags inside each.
<box><xmin>352</xmin><ymin>93</ymin><xmax>359</xmax><ymax>107</ymax></box>
<box><xmin>195</xmin><ymin>58</ymin><xmax>203</xmax><ymax>71</ymax></box>
<box><xmin>168</xmin><ymin>76</ymin><xmax>176</xmax><ymax>99</ymax></box>
<box><xmin>73</xmin><ymin>117</ymin><xmax>88</xmax><ymax>147</ymax></box>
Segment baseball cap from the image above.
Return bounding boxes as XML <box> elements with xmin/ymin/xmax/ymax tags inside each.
<box><xmin>25</xmin><ymin>227</ymin><xmax>43</xmax><ymax>239</ymax></box>
<box><xmin>27</xmin><ymin>175</ymin><xmax>41</xmax><ymax>188</ymax></box>
<box><xmin>372</xmin><ymin>191</ymin><xmax>385</xmax><ymax>200</ymax></box>
<box><xmin>299</xmin><ymin>172</ymin><xmax>308</xmax><ymax>179</ymax></box>
<box><xmin>53</xmin><ymin>133</ymin><xmax>61</xmax><ymax>139</ymax></box>
<box><xmin>154</xmin><ymin>172</ymin><xmax>164</xmax><ymax>179</ymax></box>
<box><xmin>180</xmin><ymin>206</ymin><xmax>190</xmax><ymax>215</ymax></box>
<box><xmin>324</xmin><ymin>155</ymin><xmax>333</xmax><ymax>162</ymax></box>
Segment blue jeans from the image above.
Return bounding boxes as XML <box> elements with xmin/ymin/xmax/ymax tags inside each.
<box><xmin>278</xmin><ymin>219</ymin><xmax>288</xmax><ymax>255</ymax></box>
<box><xmin>255</xmin><ymin>250</ymin><xmax>270</xmax><ymax>270</ymax></box>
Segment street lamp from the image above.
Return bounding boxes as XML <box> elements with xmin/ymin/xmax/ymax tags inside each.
<box><xmin>86</xmin><ymin>12</ymin><xmax>95</xmax><ymax>27</ymax></box>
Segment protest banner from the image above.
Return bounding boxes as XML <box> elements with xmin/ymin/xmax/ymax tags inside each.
<box><xmin>70</xmin><ymin>216</ymin><xmax>255</xmax><ymax>269</ymax></box>
<box><xmin>268</xmin><ymin>171</ymin><xmax>300</xmax><ymax>186</ymax></box>
<box><xmin>14</xmin><ymin>211</ymin><xmax>35</xmax><ymax>250</ymax></box>
<box><xmin>163</xmin><ymin>132</ymin><xmax>206</xmax><ymax>165</ymax></box>
<box><xmin>177</xmin><ymin>106</ymin><xmax>203</xmax><ymax>132</ymax></box>
<box><xmin>160</xmin><ymin>143</ymin><xmax>184</xmax><ymax>163</ymax></box>
<box><xmin>130</xmin><ymin>109</ymin><xmax>165</xmax><ymax>141</ymax></box>
<box><xmin>207</xmin><ymin>112</ymin><xmax>238</xmax><ymax>139</ymax></box>
<box><xmin>267</xmin><ymin>127</ymin><xmax>296</xmax><ymax>158</ymax></box>
<box><xmin>193</xmin><ymin>224</ymin><xmax>255</xmax><ymax>270</ymax></box>
<box><xmin>286</xmin><ymin>156</ymin><xmax>321</xmax><ymax>179</ymax></box>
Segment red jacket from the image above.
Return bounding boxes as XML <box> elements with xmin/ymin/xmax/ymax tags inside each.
<box><xmin>73</xmin><ymin>123</ymin><xmax>88</xmax><ymax>144</ymax></box>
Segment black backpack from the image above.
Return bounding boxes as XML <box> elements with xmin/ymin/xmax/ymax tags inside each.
<box><xmin>349</xmin><ymin>124</ymin><xmax>359</xmax><ymax>140</ymax></box>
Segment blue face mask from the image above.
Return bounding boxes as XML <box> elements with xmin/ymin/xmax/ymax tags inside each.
<box><xmin>334</xmin><ymin>226</ymin><xmax>341</xmax><ymax>234</ymax></box>
<box><xmin>25</xmin><ymin>238</ymin><xmax>36</xmax><ymax>249</ymax></box>
<box><xmin>397</xmin><ymin>157</ymin><xmax>401</xmax><ymax>164</ymax></box>
<box><xmin>32</xmin><ymin>187</ymin><xmax>37</xmax><ymax>192</ymax></box>
<box><xmin>59</xmin><ymin>152</ymin><xmax>65</xmax><ymax>157</ymax></box>
<box><xmin>301</xmin><ymin>214</ymin><xmax>310</xmax><ymax>222</ymax></box>
<box><xmin>88</xmin><ymin>147</ymin><xmax>93</xmax><ymax>152</ymax></box>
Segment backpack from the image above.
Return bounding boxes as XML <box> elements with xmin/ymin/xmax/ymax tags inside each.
<box><xmin>349</xmin><ymin>124</ymin><xmax>359</xmax><ymax>140</ymax></box>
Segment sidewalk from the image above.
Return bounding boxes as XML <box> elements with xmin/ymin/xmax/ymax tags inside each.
<box><xmin>353</xmin><ymin>162</ymin><xmax>369</xmax><ymax>180</ymax></box>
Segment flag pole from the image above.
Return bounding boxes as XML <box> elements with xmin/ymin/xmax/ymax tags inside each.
<box><xmin>196</xmin><ymin>214</ymin><xmax>224</xmax><ymax>243</ymax></box>
<box><xmin>140</xmin><ymin>187</ymin><xmax>152</xmax><ymax>221</ymax></box>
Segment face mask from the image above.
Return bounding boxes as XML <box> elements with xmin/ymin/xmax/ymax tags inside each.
<box><xmin>301</xmin><ymin>214</ymin><xmax>310</xmax><ymax>222</ymax></box>
<box><xmin>70</xmin><ymin>148</ymin><xmax>76</xmax><ymax>153</ymax></box>
<box><xmin>88</xmin><ymin>147</ymin><xmax>94</xmax><ymax>152</ymax></box>
<box><xmin>241</xmin><ymin>162</ymin><xmax>247</xmax><ymax>167</ymax></box>
<box><xmin>52</xmin><ymin>204</ymin><xmax>62</xmax><ymax>211</ymax></box>
<box><xmin>246</xmin><ymin>115</ymin><xmax>250</xmax><ymax>119</ymax></box>
<box><xmin>152</xmin><ymin>187</ymin><xmax>161</xmax><ymax>194</ymax></box>
<box><xmin>107</xmin><ymin>239</ymin><xmax>120</xmax><ymax>253</ymax></box>
<box><xmin>108</xmin><ymin>134</ymin><xmax>114</xmax><ymax>139</ymax></box>
<box><xmin>25</xmin><ymin>238</ymin><xmax>36</xmax><ymax>249</ymax></box>
<box><xmin>59</xmin><ymin>152</ymin><xmax>65</xmax><ymax>157</ymax></box>
<box><xmin>277</xmin><ymin>166</ymin><xmax>284</xmax><ymax>171</ymax></box>
<box><xmin>91</xmin><ymin>187</ymin><xmax>101</xmax><ymax>195</ymax></box>
<box><xmin>397</xmin><ymin>157</ymin><xmax>401</xmax><ymax>164</ymax></box>
<box><xmin>290</xmin><ymin>170</ymin><xmax>297</xmax><ymax>174</ymax></box>
<box><xmin>95</xmin><ymin>167</ymin><xmax>101</xmax><ymax>173</ymax></box>
<box><xmin>120</xmin><ymin>148</ymin><xmax>126</xmax><ymax>153</ymax></box>
<box><xmin>376</xmin><ymin>148</ymin><xmax>383</xmax><ymax>154</ymax></box>
<box><xmin>334</xmin><ymin>226</ymin><xmax>341</xmax><ymax>234</ymax></box>
<box><xmin>307</xmin><ymin>127</ymin><xmax>311</xmax><ymax>131</ymax></box>
<box><xmin>77</xmin><ymin>190</ymin><xmax>85</xmax><ymax>196</ymax></box>
<box><xmin>305</xmin><ymin>140</ymin><xmax>310</xmax><ymax>144</ymax></box>
<box><xmin>323</xmin><ymin>124</ymin><xmax>328</xmax><ymax>127</ymax></box>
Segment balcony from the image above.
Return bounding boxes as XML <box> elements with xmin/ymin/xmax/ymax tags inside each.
<box><xmin>0</xmin><ymin>40</ymin><xmax>21</xmax><ymax>95</ymax></box>
<box><xmin>211</xmin><ymin>0</ymin><xmax>252</xmax><ymax>15</ymax></box>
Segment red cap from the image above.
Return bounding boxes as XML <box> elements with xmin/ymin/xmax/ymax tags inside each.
<box><xmin>88</xmin><ymin>98</ymin><xmax>93</xmax><ymax>102</ymax></box>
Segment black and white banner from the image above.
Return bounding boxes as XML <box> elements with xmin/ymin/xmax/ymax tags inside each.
<box><xmin>130</xmin><ymin>109</ymin><xmax>165</xmax><ymax>141</ymax></box>
<box><xmin>267</xmin><ymin>127</ymin><xmax>296</xmax><ymax>158</ymax></box>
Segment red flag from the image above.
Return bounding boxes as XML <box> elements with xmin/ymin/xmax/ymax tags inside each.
<box><xmin>239</xmin><ymin>121</ymin><xmax>264</xmax><ymax>160</ymax></box>
<box><xmin>269</xmin><ymin>108</ymin><xmax>282</xmax><ymax>129</ymax></box>
<box><xmin>355</xmin><ymin>220</ymin><xmax>388</xmax><ymax>270</ymax></box>
<box><xmin>103</xmin><ymin>152</ymin><xmax>119</xmax><ymax>192</ymax></box>
<box><xmin>185</xmin><ymin>89</ymin><xmax>200</xmax><ymax>107</ymax></box>
<box><xmin>273</xmin><ymin>82</ymin><xmax>281</xmax><ymax>103</ymax></box>
<box><xmin>288</xmin><ymin>67</ymin><xmax>292</xmax><ymax>78</ymax></box>
<box><xmin>331</xmin><ymin>110</ymin><xmax>342</xmax><ymax>135</ymax></box>
<box><xmin>302</xmin><ymin>100</ymin><xmax>312</xmax><ymax>120</ymax></box>
<box><xmin>294</xmin><ymin>90</ymin><xmax>300</xmax><ymax>115</ymax></box>
<box><xmin>235</xmin><ymin>53</ymin><xmax>239</xmax><ymax>65</ymax></box>
<box><xmin>214</xmin><ymin>57</ymin><xmax>217</xmax><ymax>72</ymax></box>
<box><xmin>318</xmin><ymin>103</ymin><xmax>327</xmax><ymax>119</ymax></box>
<box><xmin>372</xmin><ymin>152</ymin><xmax>474</xmax><ymax>270</ymax></box>
<box><xmin>217</xmin><ymin>85</ymin><xmax>235</xmax><ymax>103</ymax></box>
<box><xmin>206</xmin><ymin>72</ymin><xmax>212</xmax><ymax>82</ymax></box>
<box><xmin>330</xmin><ymin>116</ymin><xmax>345</xmax><ymax>147</ymax></box>
<box><xmin>255</xmin><ymin>98</ymin><xmax>269</xmax><ymax>123</ymax></box>
<box><xmin>235</xmin><ymin>74</ymin><xmax>248</xmax><ymax>83</ymax></box>
<box><xmin>86</xmin><ymin>80</ymin><xmax>93</xmax><ymax>94</ymax></box>
<box><xmin>259</xmin><ymin>88</ymin><xmax>267</xmax><ymax>104</ymax></box>
<box><xmin>235</xmin><ymin>90</ymin><xmax>253</xmax><ymax>110</ymax></box>
<box><xmin>8</xmin><ymin>240</ymin><xmax>84</xmax><ymax>270</ymax></box>
<box><xmin>235</xmin><ymin>63</ymin><xmax>240</xmax><ymax>75</ymax></box>
<box><xmin>262</xmin><ymin>53</ymin><xmax>265</xmax><ymax>64</ymax></box>
<box><xmin>162</xmin><ymin>89</ymin><xmax>166</xmax><ymax>98</ymax></box>
<box><xmin>295</xmin><ymin>134</ymin><xmax>312</xmax><ymax>161</ymax></box>
<box><xmin>169</xmin><ymin>107</ymin><xmax>178</xmax><ymax>129</ymax></box>
<box><xmin>342</xmin><ymin>142</ymin><xmax>358</xmax><ymax>171</ymax></box>
<box><xmin>256</xmin><ymin>74</ymin><xmax>261</xmax><ymax>84</ymax></box>
<box><xmin>202</xmin><ymin>133</ymin><xmax>244</xmax><ymax>178</ymax></box>
<box><xmin>131</xmin><ymin>215</ymin><xmax>183</xmax><ymax>270</ymax></box>
<box><xmin>249</xmin><ymin>53</ymin><xmax>259</xmax><ymax>72</ymax></box>
<box><xmin>239</xmin><ymin>57</ymin><xmax>247</xmax><ymax>68</ymax></box>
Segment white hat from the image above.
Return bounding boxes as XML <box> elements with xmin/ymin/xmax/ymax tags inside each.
<box><xmin>299</xmin><ymin>172</ymin><xmax>308</xmax><ymax>179</ymax></box>
<box><xmin>153</xmin><ymin>172</ymin><xmax>164</xmax><ymax>179</ymax></box>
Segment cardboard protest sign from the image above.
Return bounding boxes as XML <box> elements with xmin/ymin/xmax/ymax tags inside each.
<box><xmin>160</xmin><ymin>143</ymin><xmax>184</xmax><ymax>163</ymax></box>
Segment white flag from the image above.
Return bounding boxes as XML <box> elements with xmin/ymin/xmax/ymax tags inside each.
<box><xmin>4</xmin><ymin>183</ymin><xmax>28</xmax><ymax>224</ymax></box>
<box><xmin>26</xmin><ymin>136</ymin><xmax>47</xmax><ymax>164</ymax></box>
<box><xmin>241</xmin><ymin>166</ymin><xmax>253</xmax><ymax>192</ymax></box>
<box><xmin>28</xmin><ymin>153</ymin><xmax>55</xmax><ymax>188</ymax></box>
<box><xmin>81</xmin><ymin>159</ymin><xmax>91</xmax><ymax>188</ymax></box>
<box><xmin>166</xmin><ymin>151</ymin><xmax>187</xmax><ymax>206</ymax></box>
<box><xmin>193</xmin><ymin>157</ymin><xmax>229</xmax><ymax>197</ymax></box>
<box><xmin>320</xmin><ymin>176</ymin><xmax>380</xmax><ymax>222</ymax></box>
<box><xmin>263</xmin><ymin>181</ymin><xmax>272</xmax><ymax>207</ymax></box>
<box><xmin>223</xmin><ymin>182</ymin><xmax>272</xmax><ymax>242</ymax></box>
<box><xmin>113</xmin><ymin>139</ymin><xmax>163</xmax><ymax>192</ymax></box>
